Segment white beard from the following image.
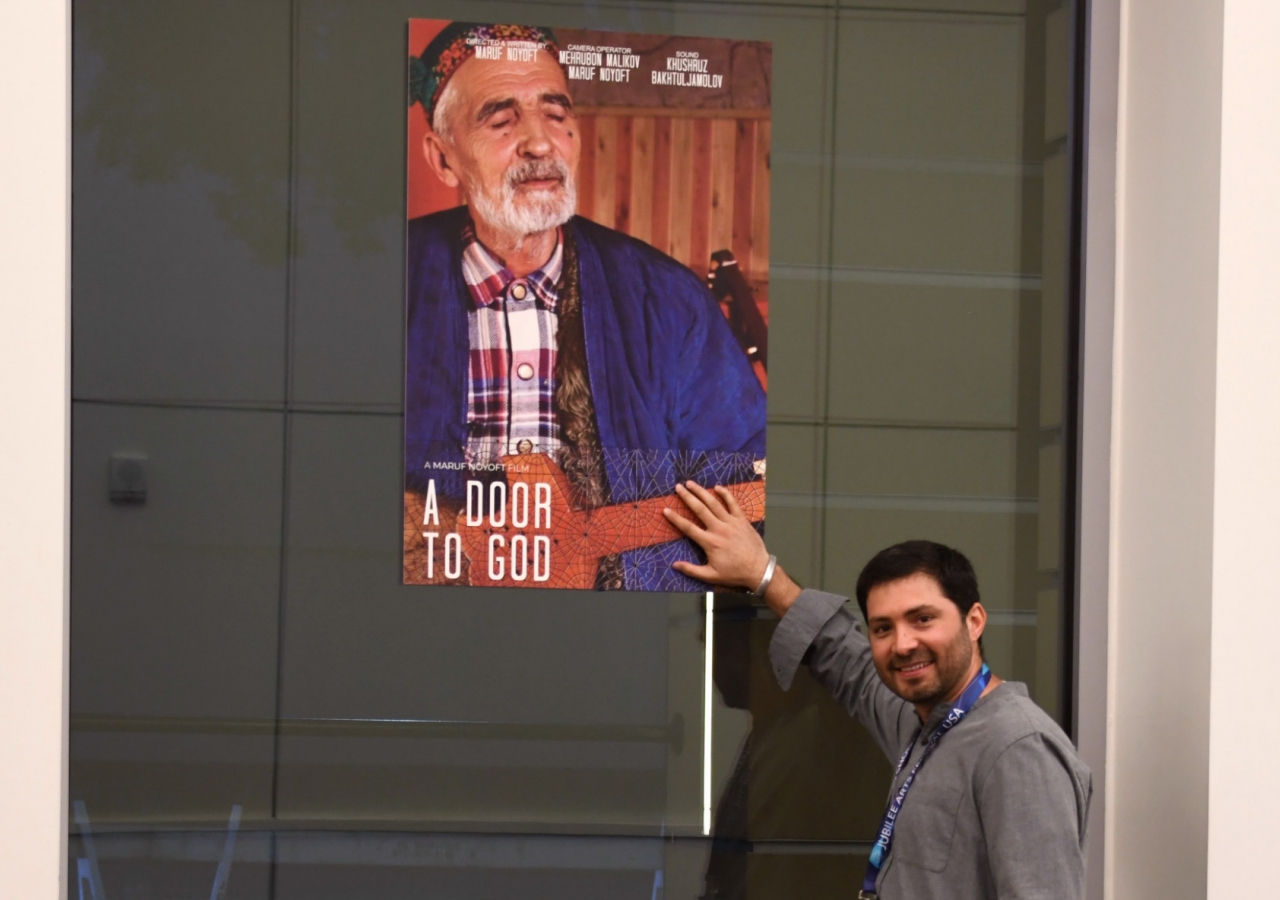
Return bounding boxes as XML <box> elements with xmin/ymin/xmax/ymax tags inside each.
<box><xmin>466</xmin><ymin>157</ymin><xmax>577</xmax><ymax>239</ymax></box>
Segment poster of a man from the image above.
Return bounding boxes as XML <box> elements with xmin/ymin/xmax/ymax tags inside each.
<box><xmin>403</xmin><ymin>21</ymin><xmax>771</xmax><ymax>591</ymax></box>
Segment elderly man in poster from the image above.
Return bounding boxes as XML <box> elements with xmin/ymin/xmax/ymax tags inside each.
<box><xmin>404</xmin><ymin>23</ymin><xmax>766</xmax><ymax>590</ymax></box>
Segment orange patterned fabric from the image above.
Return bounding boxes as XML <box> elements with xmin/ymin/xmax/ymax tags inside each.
<box><xmin>404</xmin><ymin>454</ymin><xmax>765</xmax><ymax>589</ymax></box>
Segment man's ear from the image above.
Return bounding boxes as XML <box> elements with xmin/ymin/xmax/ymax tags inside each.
<box><xmin>423</xmin><ymin>131</ymin><xmax>461</xmax><ymax>188</ymax></box>
<box><xmin>966</xmin><ymin>602</ymin><xmax>988</xmax><ymax>644</ymax></box>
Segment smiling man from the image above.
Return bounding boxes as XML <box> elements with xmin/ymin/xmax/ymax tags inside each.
<box><xmin>403</xmin><ymin>23</ymin><xmax>766</xmax><ymax>590</ymax></box>
<box><xmin>664</xmin><ymin>482</ymin><xmax>1092</xmax><ymax>900</ymax></box>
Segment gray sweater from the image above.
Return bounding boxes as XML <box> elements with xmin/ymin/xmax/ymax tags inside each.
<box><xmin>769</xmin><ymin>589</ymin><xmax>1092</xmax><ymax>899</ymax></box>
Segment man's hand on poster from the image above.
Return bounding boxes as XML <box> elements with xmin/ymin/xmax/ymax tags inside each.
<box><xmin>664</xmin><ymin>481</ymin><xmax>802</xmax><ymax>616</ymax></box>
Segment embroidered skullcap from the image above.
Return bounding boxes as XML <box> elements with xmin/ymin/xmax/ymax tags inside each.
<box><xmin>409</xmin><ymin>22</ymin><xmax>562</xmax><ymax>123</ymax></box>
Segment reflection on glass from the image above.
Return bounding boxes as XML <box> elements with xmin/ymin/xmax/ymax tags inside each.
<box><xmin>69</xmin><ymin>0</ymin><xmax>1077</xmax><ymax>897</ymax></box>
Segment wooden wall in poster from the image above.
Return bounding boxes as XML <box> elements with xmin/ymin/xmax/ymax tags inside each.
<box><xmin>575</xmin><ymin>111</ymin><xmax>771</xmax><ymax>286</ymax></box>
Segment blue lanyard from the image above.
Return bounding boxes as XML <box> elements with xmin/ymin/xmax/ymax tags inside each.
<box><xmin>859</xmin><ymin>664</ymin><xmax>992</xmax><ymax>899</ymax></box>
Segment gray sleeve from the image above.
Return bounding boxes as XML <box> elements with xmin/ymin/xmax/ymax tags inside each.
<box><xmin>976</xmin><ymin>734</ymin><xmax>1091</xmax><ymax>900</ymax></box>
<box><xmin>768</xmin><ymin>589</ymin><xmax>914</xmax><ymax>759</ymax></box>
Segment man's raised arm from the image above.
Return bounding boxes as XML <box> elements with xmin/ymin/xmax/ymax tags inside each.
<box><xmin>663</xmin><ymin>481</ymin><xmax>914</xmax><ymax>758</ymax></box>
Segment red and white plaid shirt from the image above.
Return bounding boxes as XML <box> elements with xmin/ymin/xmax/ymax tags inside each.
<box><xmin>460</xmin><ymin>222</ymin><xmax>564</xmax><ymax>464</ymax></box>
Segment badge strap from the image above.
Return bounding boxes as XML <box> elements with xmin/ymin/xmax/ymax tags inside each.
<box><xmin>858</xmin><ymin>663</ymin><xmax>992</xmax><ymax>897</ymax></box>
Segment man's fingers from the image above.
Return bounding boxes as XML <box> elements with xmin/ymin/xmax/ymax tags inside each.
<box><xmin>714</xmin><ymin>484</ymin><xmax>744</xmax><ymax>518</ymax></box>
<box><xmin>672</xmin><ymin>560</ymin><xmax>720</xmax><ymax>583</ymax></box>
<box><xmin>663</xmin><ymin>506</ymin><xmax>706</xmax><ymax>542</ymax></box>
<box><xmin>682</xmin><ymin>480</ymin><xmax>731</xmax><ymax>522</ymax></box>
<box><xmin>675</xmin><ymin>482</ymin><xmax>719</xmax><ymax>527</ymax></box>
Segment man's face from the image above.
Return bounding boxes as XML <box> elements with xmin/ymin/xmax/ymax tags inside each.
<box><xmin>427</xmin><ymin>50</ymin><xmax>579</xmax><ymax>238</ymax></box>
<box><xmin>865</xmin><ymin>573</ymin><xmax>984</xmax><ymax>709</ymax></box>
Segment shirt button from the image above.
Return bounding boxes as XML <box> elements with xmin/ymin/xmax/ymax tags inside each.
<box><xmin>516</xmin><ymin>362</ymin><xmax>535</xmax><ymax>381</ymax></box>
<box><xmin>511</xmin><ymin>283</ymin><xmax>528</xmax><ymax>300</ymax></box>
<box><xmin>516</xmin><ymin>439</ymin><xmax>534</xmax><ymax>454</ymax></box>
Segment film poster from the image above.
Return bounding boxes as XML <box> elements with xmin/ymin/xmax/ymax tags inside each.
<box><xmin>404</xmin><ymin>20</ymin><xmax>771</xmax><ymax>591</ymax></box>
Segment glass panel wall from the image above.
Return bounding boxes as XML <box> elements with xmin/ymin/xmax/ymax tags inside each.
<box><xmin>69</xmin><ymin>0</ymin><xmax>1078</xmax><ymax>897</ymax></box>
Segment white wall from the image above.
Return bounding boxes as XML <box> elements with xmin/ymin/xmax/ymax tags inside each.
<box><xmin>1077</xmin><ymin>1</ymin><xmax>1120</xmax><ymax>898</ymax></box>
<box><xmin>1206</xmin><ymin>1</ymin><xmax>1280</xmax><ymax>895</ymax></box>
<box><xmin>0</xmin><ymin>3</ymin><xmax>71</xmax><ymax>900</ymax></box>
<box><xmin>1108</xmin><ymin>0</ymin><xmax>1223</xmax><ymax>897</ymax></box>
<box><xmin>1107</xmin><ymin>0</ymin><xmax>1280</xmax><ymax>897</ymax></box>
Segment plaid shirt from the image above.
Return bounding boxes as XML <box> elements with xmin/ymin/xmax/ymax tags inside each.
<box><xmin>460</xmin><ymin>222</ymin><xmax>564</xmax><ymax>464</ymax></box>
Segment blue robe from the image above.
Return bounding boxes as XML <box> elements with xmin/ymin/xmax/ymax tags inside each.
<box><xmin>405</xmin><ymin>206</ymin><xmax>767</xmax><ymax>590</ymax></box>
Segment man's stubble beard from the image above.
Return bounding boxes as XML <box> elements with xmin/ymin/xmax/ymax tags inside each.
<box><xmin>880</xmin><ymin>624</ymin><xmax>976</xmax><ymax>708</ymax></box>
<box><xmin>466</xmin><ymin>157</ymin><xmax>578</xmax><ymax>240</ymax></box>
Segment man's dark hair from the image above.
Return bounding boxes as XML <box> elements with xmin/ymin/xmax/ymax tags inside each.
<box><xmin>855</xmin><ymin>540</ymin><xmax>981</xmax><ymax>623</ymax></box>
